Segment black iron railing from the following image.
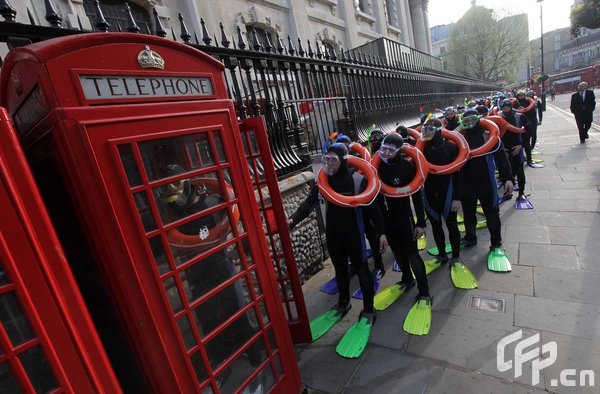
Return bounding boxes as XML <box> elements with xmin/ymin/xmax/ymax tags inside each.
<box><xmin>0</xmin><ymin>0</ymin><xmax>499</xmax><ymax>178</ymax></box>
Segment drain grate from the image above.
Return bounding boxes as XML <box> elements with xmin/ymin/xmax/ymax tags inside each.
<box><xmin>468</xmin><ymin>296</ymin><xmax>505</xmax><ymax>312</ymax></box>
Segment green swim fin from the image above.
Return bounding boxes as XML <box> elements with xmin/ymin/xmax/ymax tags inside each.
<box><xmin>403</xmin><ymin>297</ymin><xmax>432</xmax><ymax>336</ymax></box>
<box><xmin>423</xmin><ymin>258</ymin><xmax>444</xmax><ymax>275</ymax></box>
<box><xmin>310</xmin><ymin>304</ymin><xmax>350</xmax><ymax>341</ymax></box>
<box><xmin>417</xmin><ymin>234</ymin><xmax>427</xmax><ymax>250</ymax></box>
<box><xmin>450</xmin><ymin>258</ymin><xmax>478</xmax><ymax>289</ymax></box>
<box><xmin>488</xmin><ymin>247</ymin><xmax>512</xmax><ymax>272</ymax></box>
<box><xmin>457</xmin><ymin>220</ymin><xmax>487</xmax><ymax>233</ymax></box>
<box><xmin>336</xmin><ymin>312</ymin><xmax>375</xmax><ymax>358</ymax></box>
<box><xmin>374</xmin><ymin>281</ymin><xmax>415</xmax><ymax>310</ymax></box>
<box><xmin>457</xmin><ymin>214</ymin><xmax>464</xmax><ymax>223</ymax></box>
<box><xmin>427</xmin><ymin>242</ymin><xmax>467</xmax><ymax>256</ymax></box>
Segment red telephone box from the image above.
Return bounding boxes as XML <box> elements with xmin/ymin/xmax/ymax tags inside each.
<box><xmin>0</xmin><ymin>33</ymin><xmax>303</xmax><ymax>393</ymax></box>
<box><xmin>0</xmin><ymin>109</ymin><xmax>120</xmax><ymax>392</ymax></box>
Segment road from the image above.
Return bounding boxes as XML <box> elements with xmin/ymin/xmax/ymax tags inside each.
<box><xmin>546</xmin><ymin>92</ymin><xmax>600</xmax><ymax>134</ymax></box>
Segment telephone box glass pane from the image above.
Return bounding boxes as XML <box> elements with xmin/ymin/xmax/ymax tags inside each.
<box><xmin>18</xmin><ymin>345</ymin><xmax>59</xmax><ymax>393</ymax></box>
<box><xmin>163</xmin><ymin>277</ymin><xmax>183</xmax><ymax>314</ymax></box>
<box><xmin>138</xmin><ymin>133</ymin><xmax>215</xmax><ymax>182</ymax></box>
<box><xmin>147</xmin><ymin>236</ymin><xmax>170</xmax><ymax>275</ymax></box>
<box><xmin>189</xmin><ymin>352</ymin><xmax>209</xmax><ymax>384</ymax></box>
<box><xmin>247</xmin><ymin>130</ymin><xmax>260</xmax><ymax>154</ymax></box>
<box><xmin>0</xmin><ymin>261</ymin><xmax>9</xmax><ymax>286</ymax></box>
<box><xmin>176</xmin><ymin>316</ymin><xmax>196</xmax><ymax>350</ymax></box>
<box><xmin>179</xmin><ymin>246</ymin><xmax>240</xmax><ymax>304</ymax></box>
<box><xmin>0</xmin><ymin>363</ymin><xmax>21</xmax><ymax>393</ymax></box>
<box><xmin>154</xmin><ymin>172</ymin><xmax>223</xmax><ymax>225</ymax></box>
<box><xmin>204</xmin><ymin>308</ymin><xmax>260</xmax><ymax>370</ymax></box>
<box><xmin>0</xmin><ymin>292</ymin><xmax>34</xmax><ymax>346</ymax></box>
<box><xmin>134</xmin><ymin>192</ymin><xmax>156</xmax><ymax>232</ymax></box>
<box><xmin>118</xmin><ymin>144</ymin><xmax>141</xmax><ymax>187</ymax></box>
<box><xmin>211</xmin><ymin>336</ymin><xmax>269</xmax><ymax>392</ymax></box>
<box><xmin>192</xmin><ymin>275</ymin><xmax>251</xmax><ymax>337</ymax></box>
<box><xmin>212</xmin><ymin>132</ymin><xmax>227</xmax><ymax>163</ymax></box>
<box><xmin>168</xmin><ymin>208</ymin><xmax>233</xmax><ymax>266</ymax></box>
<box><xmin>245</xmin><ymin>363</ymin><xmax>275</xmax><ymax>394</ymax></box>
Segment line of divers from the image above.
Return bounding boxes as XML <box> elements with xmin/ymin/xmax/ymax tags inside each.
<box><xmin>286</xmin><ymin>89</ymin><xmax>544</xmax><ymax>358</ymax></box>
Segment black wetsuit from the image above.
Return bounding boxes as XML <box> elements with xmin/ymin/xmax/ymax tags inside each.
<box><xmin>377</xmin><ymin>156</ymin><xmax>429</xmax><ymax>297</ymax></box>
<box><xmin>461</xmin><ymin>124</ymin><xmax>513</xmax><ymax>248</ymax></box>
<box><xmin>515</xmin><ymin>98</ymin><xmax>538</xmax><ymax>163</ymax></box>
<box><xmin>500</xmin><ymin>110</ymin><xmax>531</xmax><ymax>196</ymax></box>
<box><xmin>349</xmin><ymin>149</ymin><xmax>383</xmax><ymax>271</ymax></box>
<box><xmin>443</xmin><ymin>116</ymin><xmax>460</xmax><ymax>131</ymax></box>
<box><xmin>290</xmin><ymin>165</ymin><xmax>385</xmax><ymax>312</ymax></box>
<box><xmin>422</xmin><ymin>132</ymin><xmax>463</xmax><ymax>260</ymax></box>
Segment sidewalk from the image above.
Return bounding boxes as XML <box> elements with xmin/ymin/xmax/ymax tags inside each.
<box><xmin>296</xmin><ymin>104</ymin><xmax>600</xmax><ymax>394</ymax></box>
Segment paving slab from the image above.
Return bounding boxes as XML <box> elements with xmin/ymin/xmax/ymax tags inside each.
<box><xmin>405</xmin><ymin>313</ymin><xmax>545</xmax><ymax>387</ymax></box>
<box><xmin>531</xmin><ymin>199</ymin><xmax>600</xmax><ymax>212</ymax></box>
<box><xmin>575</xmin><ymin>243</ymin><xmax>600</xmax><ymax>272</ymax></box>
<box><xmin>541</xmin><ymin>331</ymin><xmax>600</xmax><ymax>394</ymax></box>
<box><xmin>561</xmin><ymin>173</ymin><xmax>600</xmax><ymax>181</ymax></box>
<box><xmin>448</xmin><ymin>289</ymin><xmax>514</xmax><ymax>325</ymax></box>
<box><xmin>534</xmin><ymin>267</ymin><xmax>600</xmax><ymax>306</ymax></box>
<box><xmin>345</xmin><ymin>346</ymin><xmax>433</xmax><ymax>394</ymax></box>
<box><xmin>297</xmin><ymin>343</ymin><xmax>360</xmax><ymax>393</ymax></box>
<box><xmin>425</xmin><ymin>364</ymin><xmax>550</xmax><ymax>394</ymax></box>
<box><xmin>503</xmin><ymin>225</ymin><xmax>551</xmax><ymax>244</ymax></box>
<box><xmin>549</xmin><ymin>189</ymin><xmax>600</xmax><ymax>200</ymax></box>
<box><xmin>515</xmin><ymin>295</ymin><xmax>600</xmax><ymax>340</ymax></box>
<box><xmin>473</xmin><ymin>265</ymin><xmax>534</xmax><ymax>296</ymax></box>
<box><xmin>518</xmin><ymin>244</ymin><xmax>580</xmax><ymax>269</ymax></box>
<box><xmin>549</xmin><ymin>226</ymin><xmax>600</xmax><ymax>246</ymax></box>
<box><xmin>500</xmin><ymin>210</ymin><xmax>543</xmax><ymax>226</ymax></box>
<box><xmin>536</xmin><ymin>211</ymin><xmax>600</xmax><ymax>227</ymax></box>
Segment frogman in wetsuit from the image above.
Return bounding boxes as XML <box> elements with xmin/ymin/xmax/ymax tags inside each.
<box><xmin>376</xmin><ymin>133</ymin><xmax>431</xmax><ymax>302</ymax></box>
<box><xmin>288</xmin><ymin>143</ymin><xmax>387</xmax><ymax>323</ymax></box>
<box><xmin>420</xmin><ymin>117</ymin><xmax>463</xmax><ymax>266</ymax></box>
<box><xmin>459</xmin><ymin>109</ymin><xmax>514</xmax><ymax>271</ymax></box>
<box><xmin>442</xmin><ymin>107</ymin><xmax>460</xmax><ymax>130</ymax></box>
<box><xmin>499</xmin><ymin>99</ymin><xmax>532</xmax><ymax>208</ymax></box>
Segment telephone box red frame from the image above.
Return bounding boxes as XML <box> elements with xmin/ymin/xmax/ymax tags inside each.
<box><xmin>0</xmin><ymin>108</ymin><xmax>120</xmax><ymax>392</ymax></box>
<box><xmin>0</xmin><ymin>33</ymin><xmax>304</xmax><ymax>392</ymax></box>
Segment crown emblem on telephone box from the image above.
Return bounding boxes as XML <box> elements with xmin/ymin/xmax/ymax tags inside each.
<box><xmin>137</xmin><ymin>46</ymin><xmax>165</xmax><ymax>70</ymax></box>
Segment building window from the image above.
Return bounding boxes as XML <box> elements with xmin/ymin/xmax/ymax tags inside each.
<box><xmin>385</xmin><ymin>0</ymin><xmax>398</xmax><ymax>27</ymax></box>
<box><xmin>357</xmin><ymin>0</ymin><xmax>367</xmax><ymax>13</ymax></box>
<box><xmin>83</xmin><ymin>0</ymin><xmax>151</xmax><ymax>33</ymax></box>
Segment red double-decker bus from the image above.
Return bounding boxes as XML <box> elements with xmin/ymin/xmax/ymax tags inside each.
<box><xmin>547</xmin><ymin>65</ymin><xmax>600</xmax><ymax>94</ymax></box>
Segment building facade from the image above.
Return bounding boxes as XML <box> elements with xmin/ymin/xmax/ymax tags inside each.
<box><xmin>430</xmin><ymin>22</ymin><xmax>451</xmax><ymax>70</ymax></box>
<box><xmin>11</xmin><ymin>0</ymin><xmax>433</xmax><ymax>54</ymax></box>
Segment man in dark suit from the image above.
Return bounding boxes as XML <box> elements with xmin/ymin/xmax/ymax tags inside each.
<box><xmin>570</xmin><ymin>82</ymin><xmax>596</xmax><ymax>143</ymax></box>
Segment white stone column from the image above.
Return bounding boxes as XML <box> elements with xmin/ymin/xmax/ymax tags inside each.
<box><xmin>422</xmin><ymin>0</ymin><xmax>433</xmax><ymax>53</ymax></box>
<box><xmin>409</xmin><ymin>0</ymin><xmax>427</xmax><ymax>52</ymax></box>
<box><xmin>401</xmin><ymin>0</ymin><xmax>415</xmax><ymax>46</ymax></box>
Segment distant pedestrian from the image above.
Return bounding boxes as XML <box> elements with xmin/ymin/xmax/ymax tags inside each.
<box><xmin>570</xmin><ymin>82</ymin><xmax>596</xmax><ymax>143</ymax></box>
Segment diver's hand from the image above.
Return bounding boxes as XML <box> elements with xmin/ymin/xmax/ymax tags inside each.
<box><xmin>379</xmin><ymin>235</ymin><xmax>388</xmax><ymax>254</ymax></box>
<box><xmin>451</xmin><ymin>200</ymin><xmax>461</xmax><ymax>212</ymax></box>
<box><xmin>413</xmin><ymin>226</ymin><xmax>425</xmax><ymax>240</ymax></box>
<box><xmin>287</xmin><ymin>218</ymin><xmax>294</xmax><ymax>230</ymax></box>
<box><xmin>511</xmin><ymin>145</ymin><xmax>522</xmax><ymax>157</ymax></box>
<box><xmin>504</xmin><ymin>180</ymin><xmax>515</xmax><ymax>195</ymax></box>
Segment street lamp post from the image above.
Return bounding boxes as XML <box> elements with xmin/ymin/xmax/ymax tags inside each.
<box><xmin>537</xmin><ymin>0</ymin><xmax>546</xmax><ymax>111</ymax></box>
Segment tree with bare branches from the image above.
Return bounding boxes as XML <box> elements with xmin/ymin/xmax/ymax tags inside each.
<box><xmin>447</xmin><ymin>6</ymin><xmax>529</xmax><ymax>83</ymax></box>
